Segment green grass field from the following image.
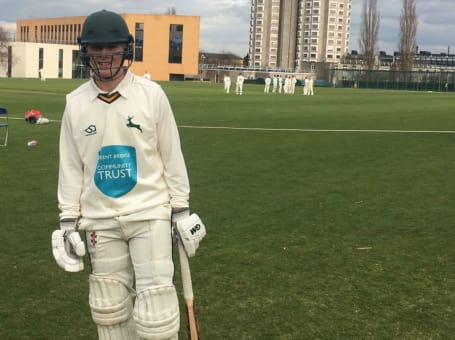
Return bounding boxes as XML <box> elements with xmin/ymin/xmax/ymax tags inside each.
<box><xmin>0</xmin><ymin>79</ymin><xmax>454</xmax><ymax>339</ymax></box>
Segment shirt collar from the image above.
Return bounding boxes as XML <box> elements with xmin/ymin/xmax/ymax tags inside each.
<box><xmin>88</xmin><ymin>71</ymin><xmax>133</xmax><ymax>101</ymax></box>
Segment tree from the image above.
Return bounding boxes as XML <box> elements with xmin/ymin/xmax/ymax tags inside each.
<box><xmin>0</xmin><ymin>26</ymin><xmax>10</xmax><ymax>67</ymax></box>
<box><xmin>166</xmin><ymin>7</ymin><xmax>177</xmax><ymax>15</ymax></box>
<box><xmin>243</xmin><ymin>53</ymin><xmax>250</xmax><ymax>67</ymax></box>
<box><xmin>359</xmin><ymin>0</ymin><xmax>380</xmax><ymax>70</ymax></box>
<box><xmin>398</xmin><ymin>0</ymin><xmax>418</xmax><ymax>71</ymax></box>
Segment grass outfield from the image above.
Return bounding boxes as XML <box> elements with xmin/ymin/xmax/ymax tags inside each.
<box><xmin>0</xmin><ymin>78</ymin><xmax>454</xmax><ymax>339</ymax></box>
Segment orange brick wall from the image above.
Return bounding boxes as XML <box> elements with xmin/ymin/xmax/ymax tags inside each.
<box><xmin>15</xmin><ymin>13</ymin><xmax>200</xmax><ymax>80</ymax></box>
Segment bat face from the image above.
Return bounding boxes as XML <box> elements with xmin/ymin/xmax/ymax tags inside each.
<box><xmin>178</xmin><ymin>239</ymin><xmax>200</xmax><ymax>340</ymax></box>
<box><xmin>185</xmin><ymin>299</ymin><xmax>200</xmax><ymax>339</ymax></box>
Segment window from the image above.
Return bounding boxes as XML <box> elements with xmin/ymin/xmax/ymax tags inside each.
<box><xmin>135</xmin><ymin>23</ymin><xmax>144</xmax><ymax>62</ymax></box>
<box><xmin>58</xmin><ymin>49</ymin><xmax>63</xmax><ymax>78</ymax></box>
<box><xmin>38</xmin><ymin>48</ymin><xmax>44</xmax><ymax>70</ymax></box>
<box><xmin>72</xmin><ymin>49</ymin><xmax>88</xmax><ymax>79</ymax></box>
<box><xmin>169</xmin><ymin>24</ymin><xmax>183</xmax><ymax>64</ymax></box>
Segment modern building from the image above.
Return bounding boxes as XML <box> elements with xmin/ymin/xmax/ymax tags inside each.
<box><xmin>4</xmin><ymin>13</ymin><xmax>200</xmax><ymax>80</ymax></box>
<box><xmin>2</xmin><ymin>41</ymin><xmax>77</xmax><ymax>79</ymax></box>
<box><xmin>249</xmin><ymin>0</ymin><xmax>351</xmax><ymax>73</ymax></box>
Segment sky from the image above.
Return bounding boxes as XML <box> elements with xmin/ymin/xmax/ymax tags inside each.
<box><xmin>1</xmin><ymin>0</ymin><xmax>455</xmax><ymax>57</ymax></box>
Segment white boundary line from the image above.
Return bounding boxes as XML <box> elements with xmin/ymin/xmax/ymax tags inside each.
<box><xmin>179</xmin><ymin>125</ymin><xmax>455</xmax><ymax>134</ymax></box>
<box><xmin>10</xmin><ymin>118</ymin><xmax>455</xmax><ymax>134</ymax></box>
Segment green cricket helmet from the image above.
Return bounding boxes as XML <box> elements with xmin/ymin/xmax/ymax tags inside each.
<box><xmin>78</xmin><ymin>10</ymin><xmax>134</xmax><ymax>78</ymax></box>
<box><xmin>79</xmin><ymin>10</ymin><xmax>133</xmax><ymax>45</ymax></box>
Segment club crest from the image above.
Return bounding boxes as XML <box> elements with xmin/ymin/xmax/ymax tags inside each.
<box><xmin>126</xmin><ymin>115</ymin><xmax>142</xmax><ymax>133</ymax></box>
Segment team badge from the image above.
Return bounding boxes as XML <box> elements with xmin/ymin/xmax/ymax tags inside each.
<box><xmin>126</xmin><ymin>115</ymin><xmax>142</xmax><ymax>133</ymax></box>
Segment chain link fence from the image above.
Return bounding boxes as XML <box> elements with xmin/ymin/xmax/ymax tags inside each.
<box><xmin>330</xmin><ymin>68</ymin><xmax>455</xmax><ymax>92</ymax></box>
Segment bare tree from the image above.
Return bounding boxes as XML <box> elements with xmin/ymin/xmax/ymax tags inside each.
<box><xmin>359</xmin><ymin>0</ymin><xmax>380</xmax><ymax>70</ymax></box>
<box><xmin>166</xmin><ymin>7</ymin><xmax>177</xmax><ymax>15</ymax></box>
<box><xmin>0</xmin><ymin>26</ymin><xmax>10</xmax><ymax>67</ymax></box>
<box><xmin>398</xmin><ymin>0</ymin><xmax>418</xmax><ymax>71</ymax></box>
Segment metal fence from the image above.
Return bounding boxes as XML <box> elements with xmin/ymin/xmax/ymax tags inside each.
<box><xmin>330</xmin><ymin>68</ymin><xmax>455</xmax><ymax>92</ymax></box>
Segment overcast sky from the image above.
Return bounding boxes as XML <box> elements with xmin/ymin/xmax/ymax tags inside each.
<box><xmin>1</xmin><ymin>0</ymin><xmax>454</xmax><ymax>56</ymax></box>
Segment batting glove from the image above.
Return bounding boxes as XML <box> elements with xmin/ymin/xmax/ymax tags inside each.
<box><xmin>51</xmin><ymin>219</ymin><xmax>86</xmax><ymax>272</ymax></box>
<box><xmin>172</xmin><ymin>209</ymin><xmax>206</xmax><ymax>257</ymax></box>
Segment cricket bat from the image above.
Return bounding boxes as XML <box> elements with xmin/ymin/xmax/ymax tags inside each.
<box><xmin>178</xmin><ymin>239</ymin><xmax>200</xmax><ymax>340</ymax></box>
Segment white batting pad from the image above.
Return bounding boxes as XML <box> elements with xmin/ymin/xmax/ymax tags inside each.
<box><xmin>89</xmin><ymin>275</ymin><xmax>138</xmax><ymax>339</ymax></box>
<box><xmin>134</xmin><ymin>286</ymin><xmax>180</xmax><ymax>339</ymax></box>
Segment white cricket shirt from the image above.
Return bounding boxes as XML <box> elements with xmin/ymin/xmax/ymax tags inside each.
<box><xmin>58</xmin><ymin>71</ymin><xmax>189</xmax><ymax>222</ymax></box>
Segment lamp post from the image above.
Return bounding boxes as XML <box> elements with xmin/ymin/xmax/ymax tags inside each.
<box><xmin>199</xmin><ymin>54</ymin><xmax>206</xmax><ymax>81</ymax></box>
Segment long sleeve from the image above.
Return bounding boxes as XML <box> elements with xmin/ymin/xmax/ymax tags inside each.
<box><xmin>156</xmin><ymin>89</ymin><xmax>190</xmax><ymax>209</ymax></box>
<box><xmin>58</xmin><ymin>99</ymin><xmax>83</xmax><ymax>220</ymax></box>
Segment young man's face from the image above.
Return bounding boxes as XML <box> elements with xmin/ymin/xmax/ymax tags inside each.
<box><xmin>86</xmin><ymin>43</ymin><xmax>126</xmax><ymax>80</ymax></box>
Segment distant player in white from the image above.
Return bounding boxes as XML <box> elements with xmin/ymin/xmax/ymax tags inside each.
<box><xmin>278</xmin><ymin>75</ymin><xmax>283</xmax><ymax>94</ymax></box>
<box><xmin>236</xmin><ymin>73</ymin><xmax>245</xmax><ymax>95</ymax></box>
<box><xmin>308</xmin><ymin>77</ymin><xmax>315</xmax><ymax>95</ymax></box>
<box><xmin>52</xmin><ymin>10</ymin><xmax>206</xmax><ymax>340</ymax></box>
<box><xmin>39</xmin><ymin>68</ymin><xmax>46</xmax><ymax>81</ymax></box>
<box><xmin>303</xmin><ymin>77</ymin><xmax>308</xmax><ymax>95</ymax></box>
<box><xmin>291</xmin><ymin>75</ymin><xmax>297</xmax><ymax>94</ymax></box>
<box><xmin>284</xmin><ymin>76</ymin><xmax>291</xmax><ymax>94</ymax></box>
<box><xmin>264</xmin><ymin>76</ymin><xmax>271</xmax><ymax>93</ymax></box>
<box><xmin>224</xmin><ymin>74</ymin><xmax>231</xmax><ymax>94</ymax></box>
<box><xmin>272</xmin><ymin>75</ymin><xmax>278</xmax><ymax>93</ymax></box>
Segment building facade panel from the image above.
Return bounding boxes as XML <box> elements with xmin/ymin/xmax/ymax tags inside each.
<box><xmin>0</xmin><ymin>42</ymin><xmax>78</xmax><ymax>79</ymax></box>
<box><xmin>12</xmin><ymin>13</ymin><xmax>200</xmax><ymax>80</ymax></box>
<box><xmin>249</xmin><ymin>0</ymin><xmax>351</xmax><ymax>72</ymax></box>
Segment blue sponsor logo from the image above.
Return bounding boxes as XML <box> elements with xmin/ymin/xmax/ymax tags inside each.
<box><xmin>94</xmin><ymin>145</ymin><xmax>137</xmax><ymax>198</ymax></box>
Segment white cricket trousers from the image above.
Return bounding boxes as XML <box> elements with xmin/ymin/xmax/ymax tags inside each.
<box><xmin>84</xmin><ymin>219</ymin><xmax>179</xmax><ymax>340</ymax></box>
